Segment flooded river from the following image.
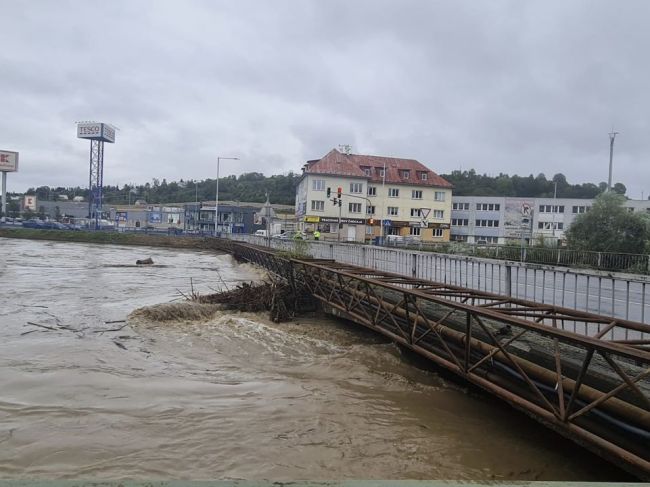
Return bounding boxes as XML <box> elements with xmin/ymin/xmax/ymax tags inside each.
<box><xmin>0</xmin><ymin>238</ymin><xmax>628</xmax><ymax>480</ymax></box>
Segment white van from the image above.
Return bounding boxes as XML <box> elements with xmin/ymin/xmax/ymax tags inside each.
<box><xmin>254</xmin><ymin>230</ymin><xmax>268</xmax><ymax>237</ymax></box>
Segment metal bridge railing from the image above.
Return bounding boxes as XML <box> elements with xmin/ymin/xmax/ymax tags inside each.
<box><xmin>222</xmin><ymin>234</ymin><xmax>650</xmax><ymax>328</ymax></box>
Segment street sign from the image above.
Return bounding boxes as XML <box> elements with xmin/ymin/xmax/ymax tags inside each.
<box><xmin>383</xmin><ymin>219</ymin><xmax>392</xmax><ymax>226</ymax></box>
<box><xmin>420</xmin><ymin>208</ymin><xmax>431</xmax><ymax>219</ymax></box>
<box><xmin>521</xmin><ymin>203</ymin><xmax>532</xmax><ymax>217</ymax></box>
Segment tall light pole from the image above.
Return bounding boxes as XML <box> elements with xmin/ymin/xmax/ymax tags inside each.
<box><xmin>607</xmin><ymin>131</ymin><xmax>619</xmax><ymax>192</ymax></box>
<box><xmin>215</xmin><ymin>156</ymin><xmax>239</xmax><ymax>236</ymax></box>
<box><xmin>379</xmin><ymin>160</ymin><xmax>386</xmax><ymax>242</ymax></box>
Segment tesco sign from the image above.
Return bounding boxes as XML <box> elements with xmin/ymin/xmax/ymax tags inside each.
<box><xmin>77</xmin><ymin>122</ymin><xmax>116</xmax><ymax>143</ymax></box>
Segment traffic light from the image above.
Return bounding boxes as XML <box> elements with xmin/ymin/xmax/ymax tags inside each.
<box><xmin>326</xmin><ymin>187</ymin><xmax>331</xmax><ymax>198</ymax></box>
<box><xmin>337</xmin><ymin>187</ymin><xmax>342</xmax><ymax>199</ymax></box>
<box><xmin>338</xmin><ymin>199</ymin><xmax>342</xmax><ymax>207</ymax></box>
<box><xmin>332</xmin><ymin>198</ymin><xmax>338</xmax><ymax>206</ymax></box>
<box><xmin>369</xmin><ymin>218</ymin><xmax>374</xmax><ymax>225</ymax></box>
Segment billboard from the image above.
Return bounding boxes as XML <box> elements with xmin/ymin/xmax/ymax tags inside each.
<box><xmin>504</xmin><ymin>197</ymin><xmax>534</xmax><ymax>239</ymax></box>
<box><xmin>77</xmin><ymin>122</ymin><xmax>116</xmax><ymax>143</ymax></box>
<box><xmin>0</xmin><ymin>150</ymin><xmax>19</xmax><ymax>172</ymax></box>
<box><xmin>24</xmin><ymin>195</ymin><xmax>37</xmax><ymax>211</ymax></box>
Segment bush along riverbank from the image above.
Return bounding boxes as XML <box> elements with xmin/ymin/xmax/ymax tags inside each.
<box><xmin>0</xmin><ymin>227</ymin><xmax>224</xmax><ymax>251</ymax></box>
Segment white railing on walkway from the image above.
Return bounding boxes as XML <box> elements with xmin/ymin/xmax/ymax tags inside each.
<box><xmin>223</xmin><ymin>234</ymin><xmax>650</xmax><ymax>326</ymax></box>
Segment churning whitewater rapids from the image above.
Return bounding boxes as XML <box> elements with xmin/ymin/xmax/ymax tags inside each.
<box><xmin>0</xmin><ymin>238</ymin><xmax>628</xmax><ymax>481</ymax></box>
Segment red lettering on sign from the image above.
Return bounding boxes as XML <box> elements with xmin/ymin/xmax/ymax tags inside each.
<box><xmin>0</xmin><ymin>154</ymin><xmax>9</xmax><ymax>162</ymax></box>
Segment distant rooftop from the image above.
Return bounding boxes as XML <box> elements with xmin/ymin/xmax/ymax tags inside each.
<box><xmin>302</xmin><ymin>148</ymin><xmax>452</xmax><ymax>188</ymax></box>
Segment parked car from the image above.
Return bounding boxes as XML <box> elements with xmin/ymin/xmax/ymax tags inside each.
<box><xmin>22</xmin><ymin>219</ymin><xmax>45</xmax><ymax>229</ymax></box>
<box><xmin>272</xmin><ymin>233</ymin><xmax>288</xmax><ymax>239</ymax></box>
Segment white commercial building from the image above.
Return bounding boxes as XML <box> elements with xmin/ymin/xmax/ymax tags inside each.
<box><xmin>450</xmin><ymin>196</ymin><xmax>650</xmax><ymax>244</ymax></box>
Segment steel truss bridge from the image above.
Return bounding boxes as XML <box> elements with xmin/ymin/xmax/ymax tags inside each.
<box><xmin>214</xmin><ymin>239</ymin><xmax>650</xmax><ymax>480</ymax></box>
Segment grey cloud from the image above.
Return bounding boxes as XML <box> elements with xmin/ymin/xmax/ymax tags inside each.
<box><xmin>1</xmin><ymin>0</ymin><xmax>649</xmax><ymax>197</ymax></box>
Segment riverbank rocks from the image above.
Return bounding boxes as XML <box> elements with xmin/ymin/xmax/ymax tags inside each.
<box><xmin>136</xmin><ymin>257</ymin><xmax>154</xmax><ymax>265</ymax></box>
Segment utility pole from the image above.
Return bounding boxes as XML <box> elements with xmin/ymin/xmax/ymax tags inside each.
<box><xmin>379</xmin><ymin>160</ymin><xmax>386</xmax><ymax>242</ymax></box>
<box><xmin>607</xmin><ymin>130</ymin><xmax>618</xmax><ymax>192</ymax></box>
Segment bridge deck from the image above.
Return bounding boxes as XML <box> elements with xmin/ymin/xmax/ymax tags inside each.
<box><xmin>216</xmin><ymin>239</ymin><xmax>650</xmax><ymax>480</ymax></box>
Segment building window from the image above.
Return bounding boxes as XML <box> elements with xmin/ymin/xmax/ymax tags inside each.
<box><xmin>420</xmin><ymin>172</ymin><xmax>428</xmax><ymax>181</ymax></box>
<box><xmin>410</xmin><ymin>208</ymin><xmax>422</xmax><ymax>217</ymax></box>
<box><xmin>367</xmin><ymin>186</ymin><xmax>377</xmax><ymax>196</ymax></box>
<box><xmin>412</xmin><ymin>190</ymin><xmax>423</xmax><ymax>199</ymax></box>
<box><xmin>388</xmin><ymin>188</ymin><xmax>399</xmax><ymax>197</ymax></box>
<box><xmin>376</xmin><ymin>167</ymin><xmax>385</xmax><ymax>178</ymax></box>
<box><xmin>573</xmin><ymin>205</ymin><xmax>590</xmax><ymax>214</ymax></box>
<box><xmin>348</xmin><ymin>203</ymin><xmax>362</xmax><ymax>213</ymax></box>
<box><xmin>350</xmin><ymin>182</ymin><xmax>363</xmax><ymax>194</ymax></box>
<box><xmin>433</xmin><ymin>210</ymin><xmax>444</xmax><ymax>219</ymax></box>
<box><xmin>433</xmin><ymin>228</ymin><xmax>444</xmax><ymax>237</ymax></box>
<box><xmin>451</xmin><ymin>234</ymin><xmax>468</xmax><ymax>242</ymax></box>
<box><xmin>409</xmin><ymin>226</ymin><xmax>421</xmax><ymax>236</ymax></box>
<box><xmin>361</xmin><ymin>166</ymin><xmax>372</xmax><ymax>176</ymax></box>
<box><xmin>434</xmin><ymin>191</ymin><xmax>445</xmax><ymax>202</ymax></box>
<box><xmin>476</xmin><ymin>203</ymin><xmax>501</xmax><ymax>211</ymax></box>
<box><xmin>452</xmin><ymin>202</ymin><xmax>470</xmax><ymax>211</ymax></box>
<box><xmin>452</xmin><ymin>218</ymin><xmax>469</xmax><ymax>226</ymax></box>
<box><xmin>477</xmin><ymin>236</ymin><xmax>499</xmax><ymax>244</ymax></box>
<box><xmin>400</xmin><ymin>170</ymin><xmax>410</xmax><ymax>179</ymax></box>
<box><xmin>312</xmin><ymin>179</ymin><xmax>325</xmax><ymax>191</ymax></box>
<box><xmin>311</xmin><ymin>200</ymin><xmax>324</xmax><ymax>212</ymax></box>
<box><xmin>538</xmin><ymin>222</ymin><xmax>564</xmax><ymax>230</ymax></box>
<box><xmin>626</xmin><ymin>207</ymin><xmax>635</xmax><ymax>213</ymax></box>
<box><xmin>475</xmin><ymin>219</ymin><xmax>500</xmax><ymax>227</ymax></box>
<box><xmin>387</xmin><ymin>206</ymin><xmax>399</xmax><ymax>216</ymax></box>
<box><xmin>387</xmin><ymin>226</ymin><xmax>400</xmax><ymax>235</ymax></box>
<box><xmin>366</xmin><ymin>225</ymin><xmax>374</xmax><ymax>235</ymax></box>
<box><xmin>539</xmin><ymin>205</ymin><xmax>565</xmax><ymax>213</ymax></box>
<box><xmin>367</xmin><ymin>205</ymin><xmax>376</xmax><ymax>215</ymax></box>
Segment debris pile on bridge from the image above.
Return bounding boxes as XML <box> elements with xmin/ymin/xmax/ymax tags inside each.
<box><xmin>196</xmin><ymin>279</ymin><xmax>316</xmax><ymax>322</ymax></box>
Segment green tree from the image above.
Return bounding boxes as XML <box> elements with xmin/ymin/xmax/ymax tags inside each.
<box><xmin>565</xmin><ymin>192</ymin><xmax>649</xmax><ymax>254</ymax></box>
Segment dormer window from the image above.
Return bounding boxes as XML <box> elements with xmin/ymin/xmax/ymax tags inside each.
<box><xmin>376</xmin><ymin>167</ymin><xmax>385</xmax><ymax>177</ymax></box>
<box><xmin>361</xmin><ymin>166</ymin><xmax>372</xmax><ymax>176</ymax></box>
<box><xmin>400</xmin><ymin>170</ymin><xmax>410</xmax><ymax>179</ymax></box>
<box><xmin>419</xmin><ymin>171</ymin><xmax>428</xmax><ymax>180</ymax></box>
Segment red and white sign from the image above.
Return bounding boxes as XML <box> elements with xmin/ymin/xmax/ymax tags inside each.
<box><xmin>0</xmin><ymin>150</ymin><xmax>18</xmax><ymax>172</ymax></box>
<box><xmin>24</xmin><ymin>195</ymin><xmax>36</xmax><ymax>211</ymax></box>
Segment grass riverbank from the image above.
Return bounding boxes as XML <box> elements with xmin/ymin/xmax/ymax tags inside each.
<box><xmin>0</xmin><ymin>227</ymin><xmax>221</xmax><ymax>250</ymax></box>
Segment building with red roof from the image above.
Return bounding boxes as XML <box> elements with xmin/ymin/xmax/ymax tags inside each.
<box><xmin>296</xmin><ymin>148</ymin><xmax>452</xmax><ymax>242</ymax></box>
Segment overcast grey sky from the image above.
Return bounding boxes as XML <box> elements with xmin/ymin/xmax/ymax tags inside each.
<box><xmin>2</xmin><ymin>0</ymin><xmax>649</xmax><ymax>197</ymax></box>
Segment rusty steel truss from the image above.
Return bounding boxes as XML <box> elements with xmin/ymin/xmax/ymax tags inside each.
<box><xmin>216</xmin><ymin>239</ymin><xmax>650</xmax><ymax>479</ymax></box>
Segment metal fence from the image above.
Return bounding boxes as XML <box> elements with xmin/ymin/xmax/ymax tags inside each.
<box><xmin>384</xmin><ymin>241</ymin><xmax>650</xmax><ymax>274</ymax></box>
<box><xmin>224</xmin><ymin>234</ymin><xmax>650</xmax><ymax>326</ymax></box>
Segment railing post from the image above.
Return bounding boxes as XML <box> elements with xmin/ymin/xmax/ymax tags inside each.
<box><xmin>597</xmin><ymin>252</ymin><xmax>602</xmax><ymax>268</ymax></box>
<box><xmin>329</xmin><ymin>244</ymin><xmax>334</xmax><ymax>260</ymax></box>
<box><xmin>361</xmin><ymin>245</ymin><xmax>367</xmax><ymax>268</ymax></box>
<box><xmin>505</xmin><ymin>265</ymin><xmax>512</xmax><ymax>297</ymax></box>
<box><xmin>412</xmin><ymin>253</ymin><xmax>417</xmax><ymax>278</ymax></box>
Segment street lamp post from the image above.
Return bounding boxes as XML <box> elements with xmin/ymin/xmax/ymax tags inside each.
<box><xmin>215</xmin><ymin>156</ymin><xmax>239</xmax><ymax>237</ymax></box>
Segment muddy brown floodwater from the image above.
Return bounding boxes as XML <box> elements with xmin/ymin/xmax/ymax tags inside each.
<box><xmin>0</xmin><ymin>238</ymin><xmax>629</xmax><ymax>481</ymax></box>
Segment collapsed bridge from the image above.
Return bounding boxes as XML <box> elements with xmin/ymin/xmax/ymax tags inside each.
<box><xmin>214</xmin><ymin>239</ymin><xmax>650</xmax><ymax>480</ymax></box>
